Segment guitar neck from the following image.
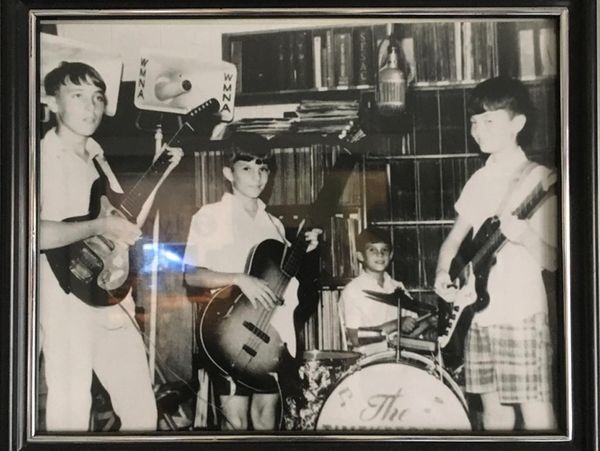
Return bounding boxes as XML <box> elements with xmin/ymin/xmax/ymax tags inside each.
<box><xmin>464</xmin><ymin>178</ymin><xmax>554</xmax><ymax>275</ymax></box>
<box><xmin>280</xmin><ymin>226</ymin><xmax>309</xmax><ymax>282</ymax></box>
<box><xmin>116</xmin><ymin>124</ymin><xmax>192</xmax><ymax>222</ymax></box>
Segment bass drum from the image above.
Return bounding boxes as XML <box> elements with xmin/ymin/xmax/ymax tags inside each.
<box><xmin>316</xmin><ymin>350</ymin><xmax>471</xmax><ymax>431</ymax></box>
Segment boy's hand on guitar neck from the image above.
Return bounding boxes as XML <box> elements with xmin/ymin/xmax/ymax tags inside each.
<box><xmin>155</xmin><ymin>145</ymin><xmax>184</xmax><ymax>177</ymax></box>
<box><xmin>234</xmin><ymin>273</ymin><xmax>280</xmax><ymax>310</ymax></box>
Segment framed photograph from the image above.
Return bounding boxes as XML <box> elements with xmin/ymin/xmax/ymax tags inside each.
<box><xmin>1</xmin><ymin>2</ymin><xmax>598</xmax><ymax>450</ymax></box>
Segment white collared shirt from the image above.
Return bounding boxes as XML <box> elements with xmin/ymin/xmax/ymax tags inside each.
<box><xmin>40</xmin><ymin>127</ymin><xmax>122</xmax><ymax>222</ymax></box>
<box><xmin>183</xmin><ymin>192</ymin><xmax>287</xmax><ymax>273</ymax></box>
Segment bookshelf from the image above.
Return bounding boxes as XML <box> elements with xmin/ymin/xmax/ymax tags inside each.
<box><xmin>218</xmin><ymin>18</ymin><xmax>559</xmax><ymax>352</ymax></box>
<box><xmin>223</xmin><ymin>19</ymin><xmax>557</xmax><ymax>102</ymax></box>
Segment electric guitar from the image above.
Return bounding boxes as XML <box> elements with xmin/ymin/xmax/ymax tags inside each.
<box><xmin>437</xmin><ymin>167</ymin><xmax>557</xmax><ymax>357</ymax></box>
<box><xmin>200</xmin><ymin>123</ymin><xmax>367</xmax><ymax>392</ymax></box>
<box><xmin>44</xmin><ymin>98</ymin><xmax>220</xmax><ymax>307</ymax></box>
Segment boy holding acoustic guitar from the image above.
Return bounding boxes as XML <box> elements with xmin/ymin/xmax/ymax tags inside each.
<box><xmin>183</xmin><ymin>133</ymin><xmax>321</xmax><ymax>430</ymax></box>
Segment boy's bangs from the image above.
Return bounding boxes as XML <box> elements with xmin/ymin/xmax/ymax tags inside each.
<box><xmin>231</xmin><ymin>152</ymin><xmax>273</xmax><ymax>168</ymax></box>
<box><xmin>66</xmin><ymin>73</ymin><xmax>106</xmax><ymax>92</ymax></box>
<box><xmin>468</xmin><ymin>97</ymin><xmax>515</xmax><ymax>117</ymax></box>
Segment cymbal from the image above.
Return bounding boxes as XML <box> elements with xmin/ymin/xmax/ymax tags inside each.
<box><xmin>362</xmin><ymin>288</ymin><xmax>438</xmax><ymax>313</ymax></box>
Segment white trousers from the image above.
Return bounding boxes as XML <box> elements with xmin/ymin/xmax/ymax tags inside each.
<box><xmin>39</xmin><ymin>257</ymin><xmax>157</xmax><ymax>432</ymax></box>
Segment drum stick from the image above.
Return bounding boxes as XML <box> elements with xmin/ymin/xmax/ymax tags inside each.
<box><xmin>415</xmin><ymin>312</ymin><xmax>434</xmax><ymax>324</ymax></box>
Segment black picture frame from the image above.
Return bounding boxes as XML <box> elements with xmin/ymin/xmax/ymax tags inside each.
<box><xmin>1</xmin><ymin>1</ymin><xmax>597</xmax><ymax>450</ymax></box>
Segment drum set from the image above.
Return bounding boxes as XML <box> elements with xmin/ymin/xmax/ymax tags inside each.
<box><xmin>284</xmin><ymin>289</ymin><xmax>472</xmax><ymax>432</ymax></box>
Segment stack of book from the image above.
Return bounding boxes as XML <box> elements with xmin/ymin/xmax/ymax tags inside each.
<box><xmin>230</xmin><ymin>117</ymin><xmax>295</xmax><ymax>138</ymax></box>
<box><xmin>293</xmin><ymin>100</ymin><xmax>359</xmax><ymax>134</ymax></box>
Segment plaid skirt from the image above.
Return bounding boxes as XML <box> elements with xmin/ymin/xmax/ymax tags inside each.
<box><xmin>464</xmin><ymin>312</ymin><xmax>553</xmax><ymax>403</ymax></box>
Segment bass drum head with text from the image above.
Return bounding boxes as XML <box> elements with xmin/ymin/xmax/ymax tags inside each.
<box><xmin>316</xmin><ymin>359</ymin><xmax>471</xmax><ymax>431</ymax></box>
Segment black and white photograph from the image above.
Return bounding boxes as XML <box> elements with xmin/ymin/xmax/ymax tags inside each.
<box><xmin>1</xmin><ymin>4</ymin><xmax>598</xmax><ymax>451</ymax></box>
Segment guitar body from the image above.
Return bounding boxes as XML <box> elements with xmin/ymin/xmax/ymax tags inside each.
<box><xmin>44</xmin><ymin>177</ymin><xmax>134</xmax><ymax>307</ymax></box>
<box><xmin>200</xmin><ymin>239</ymin><xmax>299</xmax><ymax>392</ymax></box>
<box><xmin>439</xmin><ymin>217</ymin><xmax>499</xmax><ymax>365</ymax></box>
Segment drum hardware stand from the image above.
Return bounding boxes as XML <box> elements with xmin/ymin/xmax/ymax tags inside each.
<box><xmin>395</xmin><ymin>289</ymin><xmax>402</xmax><ymax>362</ymax></box>
<box><xmin>434</xmin><ymin>340</ymin><xmax>444</xmax><ymax>381</ymax></box>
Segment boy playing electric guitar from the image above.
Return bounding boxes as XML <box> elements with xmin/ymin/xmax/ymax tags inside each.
<box><xmin>39</xmin><ymin>61</ymin><xmax>182</xmax><ymax>431</ymax></box>
<box><xmin>434</xmin><ymin>77</ymin><xmax>558</xmax><ymax>431</ymax></box>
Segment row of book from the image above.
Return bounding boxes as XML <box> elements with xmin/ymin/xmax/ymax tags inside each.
<box><xmin>191</xmin><ymin>144</ymin><xmax>362</xmax><ymax>207</ymax></box>
<box><xmin>227</xmin><ymin>26</ymin><xmax>377</xmax><ymax>94</ymax></box>
<box><xmin>269</xmin><ymin>144</ymin><xmax>362</xmax><ymax>207</ymax></box>
<box><xmin>410</xmin><ymin>21</ymin><xmax>499</xmax><ymax>84</ymax></box>
<box><xmin>513</xmin><ymin>22</ymin><xmax>558</xmax><ymax>80</ymax></box>
<box><xmin>320</xmin><ymin>213</ymin><xmax>361</xmax><ymax>281</ymax></box>
<box><xmin>226</xmin><ymin>21</ymin><xmax>557</xmax><ymax>94</ymax></box>
<box><xmin>303</xmin><ymin>289</ymin><xmax>346</xmax><ymax>351</ymax></box>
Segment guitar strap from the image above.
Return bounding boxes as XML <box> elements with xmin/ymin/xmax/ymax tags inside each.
<box><xmin>91</xmin><ymin>157</ymin><xmax>109</xmax><ymax>197</ymax></box>
<box><xmin>495</xmin><ymin>160</ymin><xmax>538</xmax><ymax>217</ymax></box>
<box><xmin>92</xmin><ymin>155</ymin><xmax>125</xmax><ymax>195</ymax></box>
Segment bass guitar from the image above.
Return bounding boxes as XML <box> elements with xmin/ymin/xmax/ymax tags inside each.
<box><xmin>44</xmin><ymin>98</ymin><xmax>220</xmax><ymax>307</ymax></box>
<box><xmin>200</xmin><ymin>123</ymin><xmax>367</xmax><ymax>392</ymax></box>
<box><xmin>437</xmin><ymin>167</ymin><xmax>557</xmax><ymax>361</ymax></box>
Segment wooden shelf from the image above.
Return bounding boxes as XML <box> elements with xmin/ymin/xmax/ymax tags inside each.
<box><xmin>234</xmin><ymin>86</ymin><xmax>373</xmax><ymax>106</ymax></box>
<box><xmin>366</xmin><ymin>153</ymin><xmax>482</xmax><ymax>160</ymax></box>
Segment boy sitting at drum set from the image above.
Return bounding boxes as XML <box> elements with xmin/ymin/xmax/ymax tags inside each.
<box><xmin>340</xmin><ymin>227</ymin><xmax>434</xmax><ymax>353</ymax></box>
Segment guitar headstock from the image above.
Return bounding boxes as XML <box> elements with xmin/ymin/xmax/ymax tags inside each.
<box><xmin>184</xmin><ymin>98</ymin><xmax>220</xmax><ymax>129</ymax></box>
<box><xmin>338</xmin><ymin>120</ymin><xmax>367</xmax><ymax>154</ymax></box>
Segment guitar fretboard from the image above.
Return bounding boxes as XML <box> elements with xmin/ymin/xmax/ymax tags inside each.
<box><xmin>116</xmin><ymin>98</ymin><xmax>219</xmax><ymax>222</ymax></box>
<box><xmin>467</xmin><ymin>177</ymin><xmax>554</xmax><ymax>274</ymax></box>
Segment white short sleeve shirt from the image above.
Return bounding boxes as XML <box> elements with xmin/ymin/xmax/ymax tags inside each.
<box><xmin>183</xmin><ymin>192</ymin><xmax>287</xmax><ymax>273</ymax></box>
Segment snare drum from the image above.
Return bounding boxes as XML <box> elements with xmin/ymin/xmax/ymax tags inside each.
<box><xmin>316</xmin><ymin>350</ymin><xmax>471</xmax><ymax>431</ymax></box>
<box><xmin>284</xmin><ymin>350</ymin><xmax>361</xmax><ymax>431</ymax></box>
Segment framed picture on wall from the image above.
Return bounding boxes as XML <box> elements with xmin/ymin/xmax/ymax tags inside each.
<box><xmin>1</xmin><ymin>2</ymin><xmax>598</xmax><ymax>450</ymax></box>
